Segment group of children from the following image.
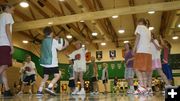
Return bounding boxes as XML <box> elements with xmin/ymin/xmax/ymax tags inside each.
<box><xmin>123</xmin><ymin>18</ymin><xmax>173</xmax><ymax>95</ymax></box>
<box><xmin>0</xmin><ymin>3</ymin><xmax>173</xmax><ymax>97</ymax></box>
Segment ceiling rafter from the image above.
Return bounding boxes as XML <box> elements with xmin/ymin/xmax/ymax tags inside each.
<box><xmin>13</xmin><ymin>1</ymin><xmax>180</xmax><ymax>32</ymax></box>
<box><xmin>93</xmin><ymin>0</ymin><xmax>119</xmax><ymax>47</ymax></box>
<box><xmin>41</xmin><ymin>0</ymin><xmax>93</xmax><ymax>45</ymax></box>
<box><xmin>128</xmin><ymin>0</ymin><xmax>137</xmax><ymax>29</ymax></box>
<box><xmin>28</xmin><ymin>0</ymin><xmax>49</xmax><ymax>18</ymax></box>
<box><xmin>74</xmin><ymin>0</ymin><xmax>112</xmax><ymax>43</ymax></box>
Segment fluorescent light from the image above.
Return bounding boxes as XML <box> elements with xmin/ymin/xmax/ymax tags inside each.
<box><xmin>112</xmin><ymin>15</ymin><xmax>119</xmax><ymax>19</ymax></box>
<box><xmin>20</xmin><ymin>1</ymin><xmax>29</xmax><ymax>8</ymax></box>
<box><xmin>148</xmin><ymin>11</ymin><xmax>155</xmax><ymax>14</ymax></box>
<box><xmin>48</xmin><ymin>22</ymin><xmax>53</xmax><ymax>25</ymax></box>
<box><xmin>123</xmin><ymin>41</ymin><xmax>129</xmax><ymax>43</ymax></box>
<box><xmin>80</xmin><ymin>20</ymin><xmax>84</xmax><ymax>22</ymax></box>
<box><xmin>178</xmin><ymin>24</ymin><xmax>180</xmax><ymax>28</ymax></box>
<box><xmin>172</xmin><ymin>36</ymin><xmax>179</xmax><ymax>40</ymax></box>
<box><xmin>22</xmin><ymin>40</ymin><xmax>28</xmax><ymax>44</ymax></box>
<box><xmin>118</xmin><ymin>29</ymin><xmax>125</xmax><ymax>34</ymax></box>
<box><xmin>82</xmin><ymin>44</ymin><xmax>85</xmax><ymax>47</ymax></box>
<box><xmin>66</xmin><ymin>35</ymin><xmax>72</xmax><ymax>39</ymax></box>
<box><xmin>59</xmin><ymin>0</ymin><xmax>65</xmax><ymax>1</ymax></box>
<box><xmin>101</xmin><ymin>42</ymin><xmax>106</xmax><ymax>46</ymax></box>
<box><xmin>92</xmin><ymin>32</ymin><xmax>98</xmax><ymax>36</ymax></box>
<box><xmin>149</xmin><ymin>27</ymin><xmax>154</xmax><ymax>31</ymax></box>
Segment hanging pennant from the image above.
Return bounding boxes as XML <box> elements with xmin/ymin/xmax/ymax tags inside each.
<box><xmin>96</xmin><ymin>51</ymin><xmax>102</xmax><ymax>61</ymax></box>
<box><xmin>122</xmin><ymin>49</ymin><xmax>125</xmax><ymax>58</ymax></box>
<box><xmin>85</xmin><ymin>52</ymin><xmax>91</xmax><ymax>62</ymax></box>
<box><xmin>109</xmin><ymin>50</ymin><xmax>116</xmax><ymax>59</ymax></box>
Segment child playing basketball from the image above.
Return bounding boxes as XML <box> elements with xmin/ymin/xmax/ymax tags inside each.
<box><xmin>68</xmin><ymin>59</ymin><xmax>75</xmax><ymax>94</ymax></box>
<box><xmin>37</xmin><ymin>27</ymin><xmax>69</xmax><ymax>96</ymax></box>
<box><xmin>101</xmin><ymin>63</ymin><xmax>108</xmax><ymax>94</ymax></box>
<box><xmin>160</xmin><ymin>36</ymin><xmax>173</xmax><ymax>85</ymax></box>
<box><xmin>124</xmin><ymin>43</ymin><xmax>135</xmax><ymax>94</ymax></box>
<box><xmin>89</xmin><ymin>56</ymin><xmax>99</xmax><ymax>95</ymax></box>
<box><xmin>133</xmin><ymin>18</ymin><xmax>152</xmax><ymax>94</ymax></box>
<box><xmin>68</xmin><ymin>41</ymin><xmax>87</xmax><ymax>95</ymax></box>
<box><xmin>18</xmin><ymin>55</ymin><xmax>37</xmax><ymax>95</ymax></box>
<box><xmin>146</xmin><ymin>33</ymin><xmax>170</xmax><ymax>94</ymax></box>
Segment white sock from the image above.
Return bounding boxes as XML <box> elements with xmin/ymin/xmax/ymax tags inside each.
<box><xmin>81</xmin><ymin>88</ymin><xmax>84</xmax><ymax>91</ymax></box>
<box><xmin>48</xmin><ymin>83</ymin><xmax>53</xmax><ymax>88</ymax></box>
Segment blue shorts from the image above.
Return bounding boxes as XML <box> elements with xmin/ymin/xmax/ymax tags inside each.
<box><xmin>162</xmin><ymin>64</ymin><xmax>173</xmax><ymax>80</ymax></box>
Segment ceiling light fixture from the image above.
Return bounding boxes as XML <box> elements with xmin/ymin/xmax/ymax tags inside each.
<box><xmin>22</xmin><ymin>40</ymin><xmax>29</xmax><ymax>44</ymax></box>
<box><xmin>82</xmin><ymin>44</ymin><xmax>85</xmax><ymax>47</ymax></box>
<box><xmin>66</xmin><ymin>35</ymin><xmax>72</xmax><ymax>39</ymax></box>
<box><xmin>148</xmin><ymin>11</ymin><xmax>155</xmax><ymax>14</ymax></box>
<box><xmin>123</xmin><ymin>41</ymin><xmax>129</xmax><ymax>43</ymax></box>
<box><xmin>118</xmin><ymin>29</ymin><xmax>125</xmax><ymax>34</ymax></box>
<box><xmin>149</xmin><ymin>27</ymin><xmax>154</xmax><ymax>31</ymax></box>
<box><xmin>178</xmin><ymin>24</ymin><xmax>180</xmax><ymax>28</ymax></box>
<box><xmin>48</xmin><ymin>22</ymin><xmax>53</xmax><ymax>25</ymax></box>
<box><xmin>112</xmin><ymin>15</ymin><xmax>119</xmax><ymax>19</ymax></box>
<box><xmin>92</xmin><ymin>32</ymin><xmax>98</xmax><ymax>36</ymax></box>
<box><xmin>80</xmin><ymin>20</ymin><xmax>84</xmax><ymax>22</ymax></box>
<box><xmin>172</xmin><ymin>36</ymin><xmax>179</xmax><ymax>40</ymax></box>
<box><xmin>19</xmin><ymin>1</ymin><xmax>29</xmax><ymax>8</ymax></box>
<box><xmin>101</xmin><ymin>42</ymin><xmax>106</xmax><ymax>46</ymax></box>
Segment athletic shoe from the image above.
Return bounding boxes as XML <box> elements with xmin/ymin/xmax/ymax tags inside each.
<box><xmin>127</xmin><ymin>89</ymin><xmax>134</xmax><ymax>94</ymax></box>
<box><xmin>72</xmin><ymin>87</ymin><xmax>79</xmax><ymax>95</ymax></box>
<box><xmin>3</xmin><ymin>90</ymin><xmax>13</xmax><ymax>97</ymax></box>
<box><xmin>90</xmin><ymin>92</ymin><xmax>95</xmax><ymax>95</ymax></box>
<box><xmin>36</xmin><ymin>91</ymin><xmax>43</xmax><ymax>96</ymax></box>
<box><xmin>45</xmin><ymin>88</ymin><xmax>56</xmax><ymax>96</ymax></box>
<box><xmin>17</xmin><ymin>91</ymin><xmax>23</xmax><ymax>95</ymax></box>
<box><xmin>133</xmin><ymin>86</ymin><xmax>147</xmax><ymax>95</ymax></box>
<box><xmin>147</xmin><ymin>88</ymin><xmax>153</xmax><ymax>94</ymax></box>
<box><xmin>94</xmin><ymin>91</ymin><xmax>99</xmax><ymax>95</ymax></box>
<box><xmin>77</xmin><ymin>88</ymin><xmax>86</xmax><ymax>95</ymax></box>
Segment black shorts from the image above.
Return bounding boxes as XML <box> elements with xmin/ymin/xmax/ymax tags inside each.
<box><xmin>43</xmin><ymin>67</ymin><xmax>59</xmax><ymax>75</ymax></box>
<box><xmin>102</xmin><ymin>79</ymin><xmax>108</xmax><ymax>84</ymax></box>
<box><xmin>23</xmin><ymin>74</ymin><xmax>35</xmax><ymax>85</ymax></box>
<box><xmin>68</xmin><ymin>79</ymin><xmax>75</xmax><ymax>88</ymax></box>
<box><xmin>91</xmin><ymin>77</ymin><xmax>98</xmax><ymax>82</ymax></box>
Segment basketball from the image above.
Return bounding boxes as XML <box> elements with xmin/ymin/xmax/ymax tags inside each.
<box><xmin>25</xmin><ymin>66</ymin><xmax>31</xmax><ymax>72</ymax></box>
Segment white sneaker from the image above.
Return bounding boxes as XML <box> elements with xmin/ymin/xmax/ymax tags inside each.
<box><xmin>147</xmin><ymin>88</ymin><xmax>153</xmax><ymax>94</ymax></box>
<box><xmin>94</xmin><ymin>91</ymin><xmax>99</xmax><ymax>95</ymax></box>
<box><xmin>127</xmin><ymin>89</ymin><xmax>134</xmax><ymax>94</ymax></box>
<box><xmin>77</xmin><ymin>88</ymin><xmax>86</xmax><ymax>95</ymax></box>
<box><xmin>17</xmin><ymin>91</ymin><xmax>23</xmax><ymax>95</ymax></box>
<box><xmin>90</xmin><ymin>92</ymin><xmax>95</xmax><ymax>95</ymax></box>
<box><xmin>72</xmin><ymin>87</ymin><xmax>79</xmax><ymax>95</ymax></box>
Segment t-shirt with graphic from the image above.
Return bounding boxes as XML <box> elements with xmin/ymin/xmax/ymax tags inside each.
<box><xmin>135</xmin><ymin>25</ymin><xmax>151</xmax><ymax>54</ymax></box>
<box><xmin>69</xmin><ymin>48</ymin><xmax>86</xmax><ymax>72</ymax></box>
<box><xmin>0</xmin><ymin>12</ymin><xmax>14</xmax><ymax>46</ymax></box>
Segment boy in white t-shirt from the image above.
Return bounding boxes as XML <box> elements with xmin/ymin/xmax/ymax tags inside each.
<box><xmin>0</xmin><ymin>4</ymin><xmax>14</xmax><ymax>97</ymax></box>
<box><xmin>68</xmin><ymin>41</ymin><xmax>87</xmax><ymax>95</ymax></box>
<box><xmin>18</xmin><ymin>55</ymin><xmax>37</xmax><ymax>95</ymax></box>
<box><xmin>37</xmin><ymin>27</ymin><xmax>69</xmax><ymax>96</ymax></box>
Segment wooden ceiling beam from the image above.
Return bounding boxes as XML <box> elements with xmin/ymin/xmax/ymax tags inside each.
<box><xmin>28</xmin><ymin>0</ymin><xmax>49</xmax><ymax>18</ymax></box>
<box><xmin>95</xmin><ymin>0</ymin><xmax>119</xmax><ymax>47</ymax></box>
<box><xmin>13</xmin><ymin>1</ymin><xmax>180</xmax><ymax>31</ymax></box>
<box><xmin>129</xmin><ymin>0</ymin><xmax>137</xmax><ymax>29</ymax></box>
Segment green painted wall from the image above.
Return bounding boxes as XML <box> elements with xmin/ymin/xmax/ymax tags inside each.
<box><xmin>13</xmin><ymin>47</ymin><xmax>179</xmax><ymax>81</ymax></box>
